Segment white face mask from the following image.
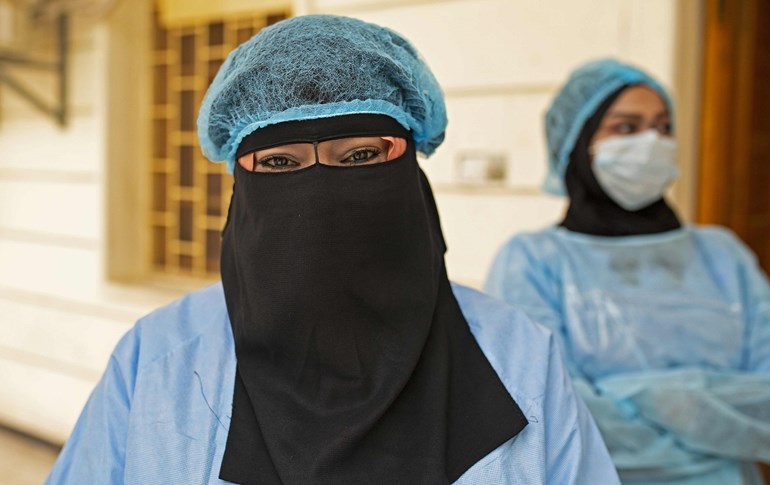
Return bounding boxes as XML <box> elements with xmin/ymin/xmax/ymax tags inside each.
<box><xmin>591</xmin><ymin>130</ymin><xmax>679</xmax><ymax>211</ymax></box>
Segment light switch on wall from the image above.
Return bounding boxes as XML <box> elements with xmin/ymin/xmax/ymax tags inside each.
<box><xmin>455</xmin><ymin>151</ymin><xmax>507</xmax><ymax>185</ymax></box>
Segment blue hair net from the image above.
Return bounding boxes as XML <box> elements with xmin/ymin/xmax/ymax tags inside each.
<box><xmin>197</xmin><ymin>15</ymin><xmax>447</xmax><ymax>172</ymax></box>
<box><xmin>543</xmin><ymin>58</ymin><xmax>674</xmax><ymax>196</ymax></box>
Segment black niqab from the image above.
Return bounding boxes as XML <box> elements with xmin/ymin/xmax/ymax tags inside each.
<box><xmin>560</xmin><ymin>88</ymin><xmax>681</xmax><ymax>236</ymax></box>
<box><xmin>219</xmin><ymin>115</ymin><xmax>527</xmax><ymax>484</ymax></box>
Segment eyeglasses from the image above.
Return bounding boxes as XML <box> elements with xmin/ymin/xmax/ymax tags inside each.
<box><xmin>238</xmin><ymin>136</ymin><xmax>407</xmax><ymax>173</ymax></box>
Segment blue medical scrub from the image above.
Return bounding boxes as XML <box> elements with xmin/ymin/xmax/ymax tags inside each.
<box><xmin>45</xmin><ymin>282</ymin><xmax>619</xmax><ymax>484</ymax></box>
<box><xmin>486</xmin><ymin>225</ymin><xmax>770</xmax><ymax>484</ymax></box>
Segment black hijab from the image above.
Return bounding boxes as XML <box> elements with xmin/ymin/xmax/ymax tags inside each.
<box><xmin>560</xmin><ymin>87</ymin><xmax>681</xmax><ymax>236</ymax></box>
<box><xmin>219</xmin><ymin>115</ymin><xmax>527</xmax><ymax>485</ymax></box>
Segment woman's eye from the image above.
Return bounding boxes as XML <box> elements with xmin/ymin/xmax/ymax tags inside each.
<box><xmin>340</xmin><ymin>148</ymin><xmax>382</xmax><ymax>165</ymax></box>
<box><xmin>611</xmin><ymin>122</ymin><xmax>637</xmax><ymax>135</ymax></box>
<box><xmin>257</xmin><ymin>155</ymin><xmax>300</xmax><ymax>170</ymax></box>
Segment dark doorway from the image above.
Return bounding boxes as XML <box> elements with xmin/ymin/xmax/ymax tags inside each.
<box><xmin>697</xmin><ymin>0</ymin><xmax>770</xmax><ymax>274</ymax></box>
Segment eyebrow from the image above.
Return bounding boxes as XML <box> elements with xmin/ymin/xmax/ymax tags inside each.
<box><xmin>321</xmin><ymin>138</ymin><xmax>390</xmax><ymax>155</ymax></box>
<box><xmin>323</xmin><ymin>137</ymin><xmax>387</xmax><ymax>148</ymax></box>
<box><xmin>605</xmin><ymin>111</ymin><xmax>670</xmax><ymax>121</ymax></box>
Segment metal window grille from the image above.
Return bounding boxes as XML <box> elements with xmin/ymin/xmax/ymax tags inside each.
<box><xmin>151</xmin><ymin>10</ymin><xmax>287</xmax><ymax>276</ymax></box>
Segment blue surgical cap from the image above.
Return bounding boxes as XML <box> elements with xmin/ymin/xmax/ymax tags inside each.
<box><xmin>543</xmin><ymin>58</ymin><xmax>673</xmax><ymax>196</ymax></box>
<box><xmin>197</xmin><ymin>15</ymin><xmax>447</xmax><ymax>172</ymax></box>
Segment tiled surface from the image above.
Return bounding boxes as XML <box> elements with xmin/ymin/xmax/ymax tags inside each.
<box><xmin>0</xmin><ymin>426</ymin><xmax>59</xmax><ymax>485</ymax></box>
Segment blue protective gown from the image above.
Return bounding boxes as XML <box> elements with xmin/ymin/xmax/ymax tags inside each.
<box><xmin>45</xmin><ymin>282</ymin><xmax>619</xmax><ymax>484</ymax></box>
<box><xmin>485</xmin><ymin>225</ymin><xmax>770</xmax><ymax>484</ymax></box>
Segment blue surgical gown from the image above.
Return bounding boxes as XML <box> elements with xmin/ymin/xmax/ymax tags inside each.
<box><xmin>485</xmin><ymin>225</ymin><xmax>770</xmax><ymax>484</ymax></box>
<box><xmin>45</xmin><ymin>282</ymin><xmax>619</xmax><ymax>484</ymax></box>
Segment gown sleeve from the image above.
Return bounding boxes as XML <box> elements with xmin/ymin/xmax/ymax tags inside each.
<box><xmin>731</xmin><ymin>236</ymin><xmax>770</xmax><ymax>374</ymax></box>
<box><xmin>44</xmin><ymin>328</ymin><xmax>139</xmax><ymax>485</ymax></box>
<box><xmin>538</xmin><ymin>333</ymin><xmax>621</xmax><ymax>484</ymax></box>
<box><xmin>456</xmin><ymin>282</ymin><xmax>620</xmax><ymax>484</ymax></box>
<box><xmin>485</xmin><ymin>237</ymin><xmax>575</xmax><ymax>373</ymax></box>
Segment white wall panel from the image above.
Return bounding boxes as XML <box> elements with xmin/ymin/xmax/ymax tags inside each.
<box><xmin>436</xmin><ymin>191</ymin><xmax>565</xmax><ymax>286</ymax></box>
<box><xmin>0</xmin><ymin>180</ymin><xmax>101</xmax><ymax>240</ymax></box>
<box><xmin>0</xmin><ymin>12</ymin><xmax>141</xmax><ymax>444</ymax></box>
<box><xmin>423</xmin><ymin>92</ymin><xmax>552</xmax><ymax>187</ymax></box>
<box><xmin>328</xmin><ymin>0</ymin><xmax>623</xmax><ymax>89</ymax></box>
<box><xmin>0</xmin><ymin>299</ymin><xmax>129</xmax><ymax>375</ymax></box>
<box><xmin>0</xmin><ymin>114</ymin><xmax>104</xmax><ymax>173</ymax></box>
<box><xmin>505</xmin><ymin>93</ymin><xmax>552</xmax><ymax>187</ymax></box>
<box><xmin>0</xmin><ymin>240</ymin><xmax>102</xmax><ymax>301</ymax></box>
<box><xmin>619</xmin><ymin>0</ymin><xmax>677</xmax><ymax>85</ymax></box>
<box><xmin>71</xmin><ymin>43</ymin><xmax>102</xmax><ymax>111</ymax></box>
<box><xmin>0</xmin><ymin>356</ymin><xmax>95</xmax><ymax>444</ymax></box>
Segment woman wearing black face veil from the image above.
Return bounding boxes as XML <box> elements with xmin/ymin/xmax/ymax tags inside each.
<box><xmin>45</xmin><ymin>16</ymin><xmax>618</xmax><ymax>485</ymax></box>
<box><xmin>486</xmin><ymin>59</ymin><xmax>770</xmax><ymax>484</ymax></box>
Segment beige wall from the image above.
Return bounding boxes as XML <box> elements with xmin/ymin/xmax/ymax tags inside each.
<box><xmin>0</xmin><ymin>15</ymin><xmax>111</xmax><ymax>443</ymax></box>
<box><xmin>0</xmin><ymin>0</ymin><xmax>702</xmax><ymax>444</ymax></box>
<box><xmin>0</xmin><ymin>0</ymin><xmax>175</xmax><ymax>443</ymax></box>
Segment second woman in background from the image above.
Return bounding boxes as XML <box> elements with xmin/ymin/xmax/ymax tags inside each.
<box><xmin>486</xmin><ymin>59</ymin><xmax>770</xmax><ymax>484</ymax></box>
